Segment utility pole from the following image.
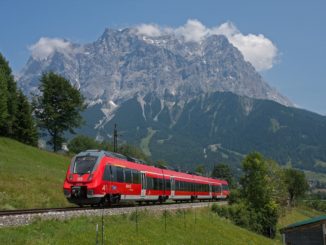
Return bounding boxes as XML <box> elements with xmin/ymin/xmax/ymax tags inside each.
<box><xmin>113</xmin><ymin>124</ymin><xmax>118</xmax><ymax>152</ymax></box>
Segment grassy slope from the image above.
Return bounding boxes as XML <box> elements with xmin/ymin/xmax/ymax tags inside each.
<box><xmin>0</xmin><ymin>137</ymin><xmax>70</xmax><ymax>209</ymax></box>
<box><xmin>275</xmin><ymin>206</ymin><xmax>324</xmax><ymax>241</ymax></box>
<box><xmin>278</xmin><ymin>206</ymin><xmax>324</xmax><ymax>229</ymax></box>
<box><xmin>1</xmin><ymin>206</ymin><xmax>322</xmax><ymax>245</ymax></box>
<box><xmin>0</xmin><ymin>208</ymin><xmax>279</xmax><ymax>245</ymax></box>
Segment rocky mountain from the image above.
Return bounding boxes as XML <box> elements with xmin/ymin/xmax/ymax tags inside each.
<box><xmin>18</xmin><ymin>27</ymin><xmax>326</xmax><ymax>173</ymax></box>
<box><xmin>19</xmin><ymin>27</ymin><xmax>291</xmax><ymax>108</ymax></box>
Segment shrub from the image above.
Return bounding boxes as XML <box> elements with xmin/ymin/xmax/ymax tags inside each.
<box><xmin>228</xmin><ymin>189</ymin><xmax>240</xmax><ymax>205</ymax></box>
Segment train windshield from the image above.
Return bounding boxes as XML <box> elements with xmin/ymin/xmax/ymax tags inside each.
<box><xmin>222</xmin><ymin>184</ymin><xmax>229</xmax><ymax>191</ymax></box>
<box><xmin>73</xmin><ymin>156</ymin><xmax>98</xmax><ymax>174</ymax></box>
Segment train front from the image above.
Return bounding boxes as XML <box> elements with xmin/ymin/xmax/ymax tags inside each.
<box><xmin>63</xmin><ymin>150</ymin><xmax>105</xmax><ymax>206</ymax></box>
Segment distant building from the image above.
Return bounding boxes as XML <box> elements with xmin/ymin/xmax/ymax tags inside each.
<box><xmin>280</xmin><ymin>215</ymin><xmax>326</xmax><ymax>245</ymax></box>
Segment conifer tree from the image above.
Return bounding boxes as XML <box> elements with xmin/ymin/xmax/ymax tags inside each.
<box><xmin>13</xmin><ymin>90</ymin><xmax>38</xmax><ymax>146</ymax></box>
<box><xmin>0</xmin><ymin>70</ymin><xmax>8</xmax><ymax>129</ymax></box>
<box><xmin>0</xmin><ymin>53</ymin><xmax>38</xmax><ymax>146</ymax></box>
<box><xmin>0</xmin><ymin>53</ymin><xmax>17</xmax><ymax>136</ymax></box>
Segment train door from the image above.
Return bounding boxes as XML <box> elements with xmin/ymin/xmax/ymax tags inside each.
<box><xmin>170</xmin><ymin>177</ymin><xmax>175</xmax><ymax>198</ymax></box>
<box><xmin>140</xmin><ymin>172</ymin><xmax>146</xmax><ymax>198</ymax></box>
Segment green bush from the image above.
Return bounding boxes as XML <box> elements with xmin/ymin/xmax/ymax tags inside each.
<box><xmin>228</xmin><ymin>189</ymin><xmax>241</xmax><ymax>205</ymax></box>
<box><xmin>228</xmin><ymin>203</ymin><xmax>250</xmax><ymax>228</ymax></box>
<box><xmin>68</xmin><ymin>135</ymin><xmax>100</xmax><ymax>153</ymax></box>
<box><xmin>211</xmin><ymin>204</ymin><xmax>229</xmax><ymax>218</ymax></box>
<box><xmin>305</xmin><ymin>200</ymin><xmax>326</xmax><ymax>212</ymax></box>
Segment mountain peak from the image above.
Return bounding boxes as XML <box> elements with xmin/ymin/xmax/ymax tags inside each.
<box><xmin>18</xmin><ymin>26</ymin><xmax>293</xmax><ymax>110</ymax></box>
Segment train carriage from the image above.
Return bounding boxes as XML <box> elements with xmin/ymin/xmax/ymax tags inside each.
<box><xmin>63</xmin><ymin>150</ymin><xmax>230</xmax><ymax>206</ymax></box>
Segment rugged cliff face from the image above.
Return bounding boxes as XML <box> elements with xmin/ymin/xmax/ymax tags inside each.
<box><xmin>19</xmin><ymin>27</ymin><xmax>292</xmax><ymax>106</ymax></box>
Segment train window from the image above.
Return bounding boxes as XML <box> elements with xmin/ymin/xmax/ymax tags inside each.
<box><xmin>222</xmin><ymin>184</ymin><xmax>229</xmax><ymax>191</ymax></box>
<box><xmin>132</xmin><ymin>170</ymin><xmax>140</xmax><ymax>184</ymax></box>
<box><xmin>125</xmin><ymin>169</ymin><xmax>132</xmax><ymax>183</ymax></box>
<box><xmin>110</xmin><ymin>166</ymin><xmax>117</xmax><ymax>182</ymax></box>
<box><xmin>165</xmin><ymin>179</ymin><xmax>171</xmax><ymax>190</ymax></box>
<box><xmin>175</xmin><ymin>180</ymin><xmax>180</xmax><ymax>191</ymax></box>
<box><xmin>146</xmin><ymin>177</ymin><xmax>153</xmax><ymax>189</ymax></box>
<box><xmin>153</xmin><ymin>178</ymin><xmax>163</xmax><ymax>190</ymax></box>
<box><xmin>182</xmin><ymin>181</ymin><xmax>185</xmax><ymax>191</ymax></box>
<box><xmin>158</xmin><ymin>178</ymin><xmax>163</xmax><ymax>190</ymax></box>
<box><xmin>188</xmin><ymin>182</ymin><xmax>191</xmax><ymax>192</ymax></box>
<box><xmin>217</xmin><ymin>185</ymin><xmax>221</xmax><ymax>192</ymax></box>
<box><xmin>116</xmin><ymin>166</ymin><xmax>124</xmax><ymax>183</ymax></box>
<box><xmin>103</xmin><ymin>165</ymin><xmax>110</xmax><ymax>181</ymax></box>
<box><xmin>73</xmin><ymin>156</ymin><xmax>98</xmax><ymax>174</ymax></box>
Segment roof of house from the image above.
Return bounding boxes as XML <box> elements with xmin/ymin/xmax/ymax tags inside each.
<box><xmin>280</xmin><ymin>215</ymin><xmax>326</xmax><ymax>233</ymax></box>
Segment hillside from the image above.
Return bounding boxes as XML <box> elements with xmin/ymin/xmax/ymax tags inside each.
<box><xmin>0</xmin><ymin>137</ymin><xmax>70</xmax><ymax>209</ymax></box>
<box><xmin>2</xmin><ymin>205</ymin><xmax>320</xmax><ymax>244</ymax></box>
<box><xmin>0</xmin><ymin>207</ymin><xmax>279</xmax><ymax>244</ymax></box>
<box><xmin>79</xmin><ymin>92</ymin><xmax>326</xmax><ymax>174</ymax></box>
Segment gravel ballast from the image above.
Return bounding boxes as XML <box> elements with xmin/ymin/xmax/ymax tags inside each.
<box><xmin>0</xmin><ymin>201</ymin><xmax>226</xmax><ymax>228</ymax></box>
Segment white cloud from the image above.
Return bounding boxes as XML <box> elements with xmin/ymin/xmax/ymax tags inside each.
<box><xmin>29</xmin><ymin>37</ymin><xmax>73</xmax><ymax>60</ymax></box>
<box><xmin>175</xmin><ymin>19</ymin><xmax>208</xmax><ymax>42</ymax></box>
<box><xmin>136</xmin><ymin>19</ymin><xmax>278</xmax><ymax>71</ymax></box>
<box><xmin>210</xmin><ymin>22</ymin><xmax>278</xmax><ymax>71</ymax></box>
<box><xmin>136</xmin><ymin>24</ymin><xmax>162</xmax><ymax>37</ymax></box>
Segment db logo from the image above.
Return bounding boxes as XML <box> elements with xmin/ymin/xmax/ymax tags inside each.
<box><xmin>78</xmin><ymin>177</ymin><xmax>83</xmax><ymax>181</ymax></box>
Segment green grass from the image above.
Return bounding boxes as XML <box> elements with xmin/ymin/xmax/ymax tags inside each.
<box><xmin>0</xmin><ymin>207</ymin><xmax>279</xmax><ymax>245</ymax></box>
<box><xmin>0</xmin><ymin>137</ymin><xmax>71</xmax><ymax>209</ymax></box>
<box><xmin>278</xmin><ymin>205</ymin><xmax>324</xmax><ymax>229</ymax></box>
<box><xmin>275</xmin><ymin>205</ymin><xmax>324</xmax><ymax>241</ymax></box>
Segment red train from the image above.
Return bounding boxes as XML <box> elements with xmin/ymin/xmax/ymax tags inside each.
<box><xmin>63</xmin><ymin>150</ymin><xmax>230</xmax><ymax>206</ymax></box>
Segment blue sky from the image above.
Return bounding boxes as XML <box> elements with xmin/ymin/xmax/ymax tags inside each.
<box><xmin>1</xmin><ymin>0</ymin><xmax>325</xmax><ymax>114</ymax></box>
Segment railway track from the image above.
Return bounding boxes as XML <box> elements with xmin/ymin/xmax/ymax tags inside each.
<box><xmin>0</xmin><ymin>200</ymin><xmax>227</xmax><ymax>217</ymax></box>
<box><xmin>0</xmin><ymin>206</ymin><xmax>88</xmax><ymax>217</ymax></box>
<box><xmin>0</xmin><ymin>201</ymin><xmax>227</xmax><ymax>227</ymax></box>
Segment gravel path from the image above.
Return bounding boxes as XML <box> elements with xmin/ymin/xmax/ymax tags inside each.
<box><xmin>0</xmin><ymin>201</ymin><xmax>226</xmax><ymax>228</ymax></box>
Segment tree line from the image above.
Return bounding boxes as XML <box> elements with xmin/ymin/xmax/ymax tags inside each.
<box><xmin>212</xmin><ymin>152</ymin><xmax>308</xmax><ymax>238</ymax></box>
<box><xmin>0</xmin><ymin>53</ymin><xmax>38</xmax><ymax>146</ymax></box>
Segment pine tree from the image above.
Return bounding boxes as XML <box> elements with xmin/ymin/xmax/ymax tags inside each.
<box><xmin>0</xmin><ymin>53</ymin><xmax>38</xmax><ymax>146</ymax></box>
<box><xmin>0</xmin><ymin>53</ymin><xmax>17</xmax><ymax>137</ymax></box>
<box><xmin>0</xmin><ymin>70</ymin><xmax>8</xmax><ymax>129</ymax></box>
<box><xmin>12</xmin><ymin>90</ymin><xmax>38</xmax><ymax>146</ymax></box>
